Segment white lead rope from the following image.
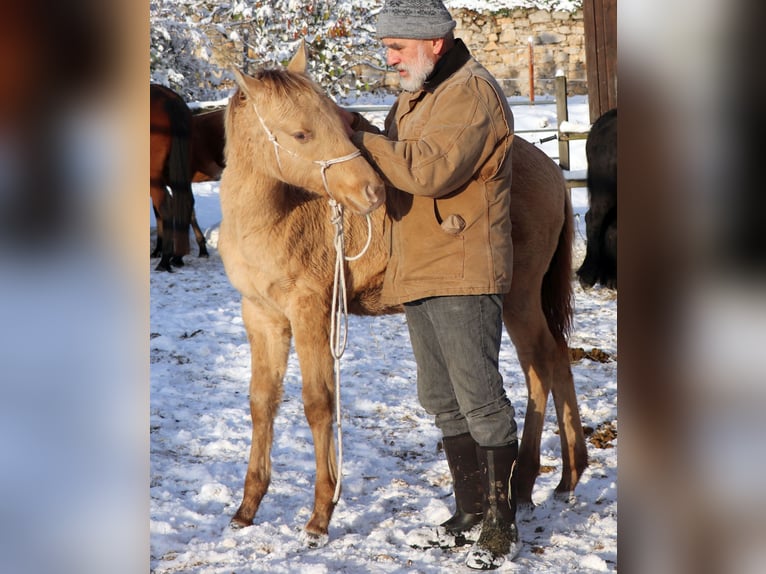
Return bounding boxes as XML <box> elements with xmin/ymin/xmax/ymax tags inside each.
<box><xmin>329</xmin><ymin>200</ymin><xmax>372</xmax><ymax>503</ymax></box>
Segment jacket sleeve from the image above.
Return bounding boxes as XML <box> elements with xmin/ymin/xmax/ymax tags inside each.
<box><xmin>351</xmin><ymin>82</ymin><xmax>508</xmax><ymax>198</ymax></box>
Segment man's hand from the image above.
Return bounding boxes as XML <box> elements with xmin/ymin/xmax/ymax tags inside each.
<box><xmin>336</xmin><ymin>106</ymin><xmax>357</xmax><ymax>137</ymax></box>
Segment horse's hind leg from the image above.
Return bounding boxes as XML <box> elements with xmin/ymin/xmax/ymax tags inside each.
<box><xmin>231</xmin><ymin>298</ymin><xmax>291</xmax><ymax>528</ymax></box>
<box><xmin>292</xmin><ymin>309</ymin><xmax>337</xmax><ymax>542</ymax></box>
<box><xmin>549</xmin><ymin>338</ymin><xmax>588</xmax><ymax>498</ymax></box>
<box><xmin>504</xmin><ymin>296</ymin><xmax>587</xmax><ymax>505</ymax></box>
<box><xmin>190</xmin><ymin>208</ymin><xmax>209</xmax><ymax>257</ymax></box>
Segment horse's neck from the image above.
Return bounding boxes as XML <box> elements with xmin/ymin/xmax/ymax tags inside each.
<box><xmin>222</xmin><ymin>168</ymin><xmax>288</xmax><ymax>226</ymax></box>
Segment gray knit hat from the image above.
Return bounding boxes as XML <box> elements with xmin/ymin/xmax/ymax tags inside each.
<box><xmin>375</xmin><ymin>0</ymin><xmax>457</xmax><ymax>40</ymax></box>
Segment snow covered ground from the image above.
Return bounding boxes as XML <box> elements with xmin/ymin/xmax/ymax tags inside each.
<box><xmin>150</xmin><ymin>97</ymin><xmax>618</xmax><ymax>573</ymax></box>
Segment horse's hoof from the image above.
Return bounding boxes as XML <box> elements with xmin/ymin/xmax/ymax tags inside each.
<box><xmin>553</xmin><ymin>489</ymin><xmax>577</xmax><ymax>505</ymax></box>
<box><xmin>155</xmin><ymin>263</ymin><xmax>174</xmax><ymax>272</ymax></box>
<box><xmin>171</xmin><ymin>257</ymin><xmax>185</xmax><ymax>267</ymax></box>
<box><xmin>300</xmin><ymin>529</ymin><xmax>329</xmax><ymax>549</ymax></box>
<box><xmin>198</xmin><ymin>250</ymin><xmax>209</xmax><ymax>258</ymax></box>
<box><xmin>229</xmin><ymin>517</ymin><xmax>251</xmax><ymax>530</ymax></box>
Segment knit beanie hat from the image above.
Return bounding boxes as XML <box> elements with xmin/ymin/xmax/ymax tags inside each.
<box><xmin>375</xmin><ymin>0</ymin><xmax>457</xmax><ymax>40</ymax></box>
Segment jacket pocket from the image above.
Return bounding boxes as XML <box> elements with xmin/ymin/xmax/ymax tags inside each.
<box><xmin>399</xmin><ymin>213</ymin><xmax>465</xmax><ymax>281</ymax></box>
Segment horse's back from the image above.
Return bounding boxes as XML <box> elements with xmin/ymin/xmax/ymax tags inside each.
<box><xmin>509</xmin><ymin>136</ymin><xmax>568</xmax><ymax>268</ymax></box>
<box><xmin>150</xmin><ymin>84</ymin><xmax>190</xmax><ymax>129</ymax></box>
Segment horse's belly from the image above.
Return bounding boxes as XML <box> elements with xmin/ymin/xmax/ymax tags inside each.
<box><xmin>218</xmin><ymin>222</ymin><xmax>255</xmax><ymax>295</ymax></box>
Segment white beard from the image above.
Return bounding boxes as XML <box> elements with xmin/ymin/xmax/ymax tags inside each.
<box><xmin>398</xmin><ymin>44</ymin><xmax>435</xmax><ymax>92</ymax></box>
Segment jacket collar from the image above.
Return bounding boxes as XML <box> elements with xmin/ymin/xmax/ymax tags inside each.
<box><xmin>398</xmin><ymin>39</ymin><xmax>472</xmax><ymax>111</ymax></box>
<box><xmin>422</xmin><ymin>38</ymin><xmax>472</xmax><ymax>92</ymax></box>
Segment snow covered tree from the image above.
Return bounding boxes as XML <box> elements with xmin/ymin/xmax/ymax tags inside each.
<box><xmin>151</xmin><ymin>0</ymin><xmax>385</xmax><ymax>102</ymax></box>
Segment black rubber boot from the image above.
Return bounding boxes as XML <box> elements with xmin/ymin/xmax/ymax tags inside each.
<box><xmin>440</xmin><ymin>433</ymin><xmax>484</xmax><ymax>543</ymax></box>
<box><xmin>406</xmin><ymin>433</ymin><xmax>483</xmax><ymax>549</ymax></box>
<box><xmin>465</xmin><ymin>442</ymin><xmax>522</xmax><ymax>570</ymax></box>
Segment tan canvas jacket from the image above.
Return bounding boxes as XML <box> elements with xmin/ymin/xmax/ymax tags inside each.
<box><xmin>352</xmin><ymin>40</ymin><xmax>515</xmax><ymax>306</ymax></box>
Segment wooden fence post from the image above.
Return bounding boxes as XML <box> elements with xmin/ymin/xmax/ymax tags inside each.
<box><xmin>583</xmin><ymin>0</ymin><xmax>618</xmax><ymax>122</ymax></box>
<box><xmin>555</xmin><ymin>74</ymin><xmax>570</xmax><ymax>170</ymax></box>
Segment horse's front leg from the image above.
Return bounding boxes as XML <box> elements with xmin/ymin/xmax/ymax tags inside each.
<box><xmin>231</xmin><ymin>297</ymin><xmax>291</xmax><ymax>528</ymax></box>
<box><xmin>292</xmin><ymin>310</ymin><xmax>337</xmax><ymax>543</ymax></box>
<box><xmin>513</xmin><ymin>347</ymin><xmax>552</xmax><ymax>507</ymax></box>
<box><xmin>151</xmin><ymin>203</ymin><xmax>163</xmax><ymax>258</ymax></box>
<box><xmin>151</xmin><ymin>186</ymin><xmax>174</xmax><ymax>271</ymax></box>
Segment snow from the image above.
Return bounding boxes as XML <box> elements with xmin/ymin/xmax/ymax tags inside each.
<box><xmin>150</xmin><ymin>97</ymin><xmax>618</xmax><ymax>572</ymax></box>
<box><xmin>559</xmin><ymin>120</ymin><xmax>591</xmax><ymax>134</ymax></box>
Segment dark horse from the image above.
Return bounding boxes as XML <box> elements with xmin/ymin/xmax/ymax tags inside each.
<box><xmin>577</xmin><ymin>108</ymin><xmax>617</xmax><ymax>289</ymax></box>
<box><xmin>150</xmin><ymin>85</ymin><xmax>225</xmax><ymax>271</ymax></box>
<box><xmin>191</xmin><ymin>106</ymin><xmax>226</xmax><ymax>183</ymax></box>
<box><xmin>218</xmin><ymin>45</ymin><xmax>587</xmax><ymax>546</ymax></box>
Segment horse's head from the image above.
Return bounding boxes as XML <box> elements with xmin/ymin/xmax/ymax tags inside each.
<box><xmin>225</xmin><ymin>44</ymin><xmax>385</xmax><ymax>216</ymax></box>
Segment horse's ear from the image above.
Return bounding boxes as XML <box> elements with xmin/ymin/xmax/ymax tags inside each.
<box><xmin>287</xmin><ymin>39</ymin><xmax>308</xmax><ymax>74</ymax></box>
<box><xmin>231</xmin><ymin>68</ymin><xmax>253</xmax><ymax>97</ymax></box>
<box><xmin>232</xmin><ymin>68</ymin><xmax>248</xmax><ymax>90</ymax></box>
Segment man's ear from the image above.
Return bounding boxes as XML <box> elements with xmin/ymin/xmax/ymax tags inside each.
<box><xmin>431</xmin><ymin>37</ymin><xmax>445</xmax><ymax>56</ymax></box>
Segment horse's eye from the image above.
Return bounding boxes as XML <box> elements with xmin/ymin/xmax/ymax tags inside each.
<box><xmin>292</xmin><ymin>131</ymin><xmax>311</xmax><ymax>142</ymax></box>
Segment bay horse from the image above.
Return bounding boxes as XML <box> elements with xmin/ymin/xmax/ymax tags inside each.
<box><xmin>191</xmin><ymin>107</ymin><xmax>226</xmax><ymax>183</ymax></box>
<box><xmin>150</xmin><ymin>85</ymin><xmax>225</xmax><ymax>270</ymax></box>
<box><xmin>150</xmin><ymin>83</ymin><xmax>195</xmax><ymax>271</ymax></box>
<box><xmin>218</xmin><ymin>47</ymin><xmax>587</xmax><ymax>545</ymax></box>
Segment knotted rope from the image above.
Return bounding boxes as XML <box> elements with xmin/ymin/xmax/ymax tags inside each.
<box><xmin>328</xmin><ymin>200</ymin><xmax>372</xmax><ymax>503</ymax></box>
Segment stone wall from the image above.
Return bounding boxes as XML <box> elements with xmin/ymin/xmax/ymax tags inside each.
<box><xmin>354</xmin><ymin>8</ymin><xmax>587</xmax><ymax>98</ymax></box>
<box><xmin>453</xmin><ymin>7</ymin><xmax>587</xmax><ymax>97</ymax></box>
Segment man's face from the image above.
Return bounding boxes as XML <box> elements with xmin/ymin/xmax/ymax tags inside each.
<box><xmin>382</xmin><ymin>38</ymin><xmax>438</xmax><ymax>92</ymax></box>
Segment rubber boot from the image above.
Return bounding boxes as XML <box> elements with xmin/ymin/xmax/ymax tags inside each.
<box><xmin>407</xmin><ymin>433</ymin><xmax>483</xmax><ymax>549</ymax></box>
<box><xmin>465</xmin><ymin>442</ymin><xmax>522</xmax><ymax>570</ymax></box>
<box><xmin>440</xmin><ymin>433</ymin><xmax>484</xmax><ymax>543</ymax></box>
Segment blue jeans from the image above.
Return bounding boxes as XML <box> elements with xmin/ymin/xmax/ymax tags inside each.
<box><xmin>403</xmin><ymin>294</ymin><xmax>517</xmax><ymax>447</ymax></box>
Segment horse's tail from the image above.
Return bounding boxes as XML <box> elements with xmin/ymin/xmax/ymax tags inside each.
<box><xmin>541</xmin><ymin>186</ymin><xmax>575</xmax><ymax>342</ymax></box>
<box><xmin>165</xmin><ymin>97</ymin><xmax>193</xmax><ymax>256</ymax></box>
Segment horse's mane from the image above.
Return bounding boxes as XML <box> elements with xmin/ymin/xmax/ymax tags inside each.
<box><xmin>227</xmin><ymin>68</ymin><xmax>327</xmax><ymax>133</ymax></box>
<box><xmin>250</xmin><ymin>68</ymin><xmax>324</xmax><ymax>100</ymax></box>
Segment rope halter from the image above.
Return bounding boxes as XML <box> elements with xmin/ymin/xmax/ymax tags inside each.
<box><xmin>252</xmin><ymin>102</ymin><xmax>362</xmax><ymax>201</ymax></box>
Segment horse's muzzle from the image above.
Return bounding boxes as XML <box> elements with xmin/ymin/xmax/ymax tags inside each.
<box><xmin>343</xmin><ymin>181</ymin><xmax>385</xmax><ymax>216</ymax></box>
<box><xmin>361</xmin><ymin>182</ymin><xmax>386</xmax><ymax>215</ymax></box>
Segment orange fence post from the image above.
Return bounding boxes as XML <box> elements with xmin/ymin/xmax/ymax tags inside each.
<box><xmin>528</xmin><ymin>37</ymin><xmax>535</xmax><ymax>102</ymax></box>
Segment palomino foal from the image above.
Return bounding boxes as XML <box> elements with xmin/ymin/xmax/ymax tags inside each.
<box><xmin>218</xmin><ymin>45</ymin><xmax>587</xmax><ymax>546</ymax></box>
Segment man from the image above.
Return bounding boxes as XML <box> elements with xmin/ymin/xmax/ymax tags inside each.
<box><xmin>338</xmin><ymin>0</ymin><xmax>521</xmax><ymax>570</ymax></box>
